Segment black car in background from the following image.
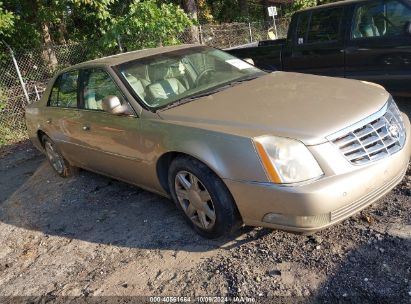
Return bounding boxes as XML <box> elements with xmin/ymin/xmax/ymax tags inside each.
<box><xmin>227</xmin><ymin>0</ymin><xmax>411</xmax><ymax>97</ymax></box>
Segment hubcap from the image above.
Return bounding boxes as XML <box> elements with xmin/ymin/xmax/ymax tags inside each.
<box><xmin>45</xmin><ymin>141</ymin><xmax>64</xmax><ymax>174</ymax></box>
<box><xmin>175</xmin><ymin>171</ymin><xmax>216</xmax><ymax>230</ymax></box>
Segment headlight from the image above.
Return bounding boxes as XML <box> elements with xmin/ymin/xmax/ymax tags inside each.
<box><xmin>254</xmin><ymin>135</ymin><xmax>323</xmax><ymax>184</ymax></box>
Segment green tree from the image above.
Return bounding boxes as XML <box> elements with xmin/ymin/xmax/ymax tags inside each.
<box><xmin>0</xmin><ymin>1</ymin><xmax>15</xmax><ymax>39</ymax></box>
<box><xmin>103</xmin><ymin>1</ymin><xmax>193</xmax><ymax>50</ymax></box>
<box><xmin>1</xmin><ymin>0</ymin><xmax>192</xmax><ymax>66</ymax></box>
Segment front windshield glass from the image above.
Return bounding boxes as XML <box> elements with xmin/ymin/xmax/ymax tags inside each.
<box><xmin>116</xmin><ymin>46</ymin><xmax>265</xmax><ymax>109</ymax></box>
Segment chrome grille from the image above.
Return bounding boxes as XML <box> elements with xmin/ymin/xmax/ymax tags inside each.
<box><xmin>328</xmin><ymin>99</ymin><xmax>406</xmax><ymax>165</ymax></box>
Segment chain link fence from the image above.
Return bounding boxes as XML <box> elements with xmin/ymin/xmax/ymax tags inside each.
<box><xmin>0</xmin><ymin>18</ymin><xmax>290</xmax><ymax>145</ymax></box>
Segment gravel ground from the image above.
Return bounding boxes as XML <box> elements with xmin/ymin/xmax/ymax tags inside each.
<box><xmin>0</xmin><ymin>100</ymin><xmax>410</xmax><ymax>302</ymax></box>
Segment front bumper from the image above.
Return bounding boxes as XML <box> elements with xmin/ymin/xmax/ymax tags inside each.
<box><xmin>225</xmin><ymin>114</ymin><xmax>411</xmax><ymax>232</ymax></box>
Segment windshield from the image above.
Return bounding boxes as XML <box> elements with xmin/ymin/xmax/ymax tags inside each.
<box><xmin>116</xmin><ymin>46</ymin><xmax>265</xmax><ymax>110</ymax></box>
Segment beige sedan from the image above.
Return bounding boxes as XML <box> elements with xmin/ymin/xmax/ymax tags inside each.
<box><xmin>26</xmin><ymin>45</ymin><xmax>411</xmax><ymax>238</ymax></box>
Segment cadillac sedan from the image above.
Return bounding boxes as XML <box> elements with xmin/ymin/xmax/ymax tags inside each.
<box><xmin>25</xmin><ymin>45</ymin><xmax>411</xmax><ymax>238</ymax></box>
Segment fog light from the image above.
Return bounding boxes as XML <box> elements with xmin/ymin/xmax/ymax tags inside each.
<box><xmin>263</xmin><ymin>213</ymin><xmax>331</xmax><ymax>228</ymax></box>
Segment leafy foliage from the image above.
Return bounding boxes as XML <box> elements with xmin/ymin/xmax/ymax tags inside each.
<box><xmin>1</xmin><ymin>0</ymin><xmax>192</xmax><ymax>51</ymax></box>
<box><xmin>282</xmin><ymin>0</ymin><xmax>317</xmax><ymax>17</ymax></box>
<box><xmin>0</xmin><ymin>1</ymin><xmax>15</xmax><ymax>39</ymax></box>
<box><xmin>102</xmin><ymin>1</ymin><xmax>192</xmax><ymax>51</ymax></box>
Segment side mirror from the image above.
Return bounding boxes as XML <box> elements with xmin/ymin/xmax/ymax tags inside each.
<box><xmin>406</xmin><ymin>21</ymin><xmax>411</xmax><ymax>35</ymax></box>
<box><xmin>244</xmin><ymin>58</ymin><xmax>255</xmax><ymax>66</ymax></box>
<box><xmin>102</xmin><ymin>96</ymin><xmax>133</xmax><ymax>115</ymax></box>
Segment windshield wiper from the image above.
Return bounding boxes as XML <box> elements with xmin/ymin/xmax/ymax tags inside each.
<box><xmin>159</xmin><ymin>85</ymin><xmax>232</xmax><ymax>111</ymax></box>
<box><xmin>229</xmin><ymin>75</ymin><xmax>260</xmax><ymax>85</ymax></box>
<box><xmin>159</xmin><ymin>75</ymin><xmax>261</xmax><ymax>111</ymax></box>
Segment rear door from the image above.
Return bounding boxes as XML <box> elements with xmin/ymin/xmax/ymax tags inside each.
<box><xmin>283</xmin><ymin>7</ymin><xmax>346</xmax><ymax>77</ymax></box>
<box><xmin>345</xmin><ymin>0</ymin><xmax>411</xmax><ymax>96</ymax></box>
<box><xmin>43</xmin><ymin>70</ymin><xmax>83</xmax><ymax>164</ymax></box>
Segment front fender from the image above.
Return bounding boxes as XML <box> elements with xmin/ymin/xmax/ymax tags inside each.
<box><xmin>150</xmin><ymin>120</ymin><xmax>268</xmax><ymax>182</ymax></box>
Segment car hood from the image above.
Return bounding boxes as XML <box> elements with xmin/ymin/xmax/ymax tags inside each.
<box><xmin>158</xmin><ymin>72</ymin><xmax>390</xmax><ymax>145</ymax></box>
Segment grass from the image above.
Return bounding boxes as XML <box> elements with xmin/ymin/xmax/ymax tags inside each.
<box><xmin>0</xmin><ymin>124</ymin><xmax>27</xmax><ymax>146</ymax></box>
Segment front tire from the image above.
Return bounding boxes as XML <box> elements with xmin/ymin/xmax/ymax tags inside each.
<box><xmin>168</xmin><ymin>156</ymin><xmax>241</xmax><ymax>239</ymax></box>
<box><xmin>42</xmin><ymin>135</ymin><xmax>77</xmax><ymax>177</ymax></box>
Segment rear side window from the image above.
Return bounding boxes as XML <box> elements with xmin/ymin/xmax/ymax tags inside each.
<box><xmin>352</xmin><ymin>0</ymin><xmax>411</xmax><ymax>39</ymax></box>
<box><xmin>48</xmin><ymin>70</ymin><xmax>79</xmax><ymax>108</ymax></box>
<box><xmin>49</xmin><ymin>79</ymin><xmax>60</xmax><ymax>107</ymax></box>
<box><xmin>307</xmin><ymin>8</ymin><xmax>344</xmax><ymax>43</ymax></box>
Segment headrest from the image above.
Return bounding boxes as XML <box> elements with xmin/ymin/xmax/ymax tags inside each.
<box><xmin>148</xmin><ymin>64</ymin><xmax>168</xmax><ymax>83</ymax></box>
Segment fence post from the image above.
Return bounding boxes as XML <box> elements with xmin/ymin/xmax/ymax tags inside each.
<box><xmin>248</xmin><ymin>22</ymin><xmax>253</xmax><ymax>43</ymax></box>
<box><xmin>198</xmin><ymin>25</ymin><xmax>203</xmax><ymax>44</ymax></box>
<box><xmin>3</xmin><ymin>42</ymin><xmax>30</xmax><ymax>105</ymax></box>
<box><xmin>34</xmin><ymin>85</ymin><xmax>40</xmax><ymax>101</ymax></box>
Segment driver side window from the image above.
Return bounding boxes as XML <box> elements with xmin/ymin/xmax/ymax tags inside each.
<box><xmin>82</xmin><ymin>69</ymin><xmax>125</xmax><ymax>111</ymax></box>
<box><xmin>351</xmin><ymin>0</ymin><xmax>411</xmax><ymax>39</ymax></box>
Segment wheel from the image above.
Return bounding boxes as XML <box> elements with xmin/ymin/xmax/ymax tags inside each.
<box><xmin>42</xmin><ymin>135</ymin><xmax>77</xmax><ymax>177</ymax></box>
<box><xmin>168</xmin><ymin>156</ymin><xmax>241</xmax><ymax>239</ymax></box>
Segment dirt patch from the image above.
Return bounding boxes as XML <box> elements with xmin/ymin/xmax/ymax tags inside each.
<box><xmin>0</xmin><ymin>140</ymin><xmax>44</xmax><ymax>203</ymax></box>
<box><xmin>0</xmin><ymin>140</ymin><xmax>410</xmax><ymax>301</ymax></box>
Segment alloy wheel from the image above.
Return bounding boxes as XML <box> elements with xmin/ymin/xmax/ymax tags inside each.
<box><xmin>45</xmin><ymin>141</ymin><xmax>64</xmax><ymax>175</ymax></box>
<box><xmin>174</xmin><ymin>171</ymin><xmax>216</xmax><ymax>230</ymax></box>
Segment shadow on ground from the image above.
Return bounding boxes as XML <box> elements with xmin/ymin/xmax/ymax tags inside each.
<box><xmin>316</xmin><ymin>237</ymin><xmax>411</xmax><ymax>301</ymax></box>
<box><xmin>0</xmin><ymin>140</ymin><xmax>44</xmax><ymax>203</ymax></box>
<box><xmin>0</xmin><ymin>141</ymin><xmax>258</xmax><ymax>252</ymax></box>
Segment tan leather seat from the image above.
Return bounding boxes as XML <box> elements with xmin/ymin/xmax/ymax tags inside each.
<box><xmin>147</xmin><ymin>64</ymin><xmax>186</xmax><ymax>101</ymax></box>
<box><xmin>125</xmin><ymin>74</ymin><xmax>150</xmax><ymax>99</ymax></box>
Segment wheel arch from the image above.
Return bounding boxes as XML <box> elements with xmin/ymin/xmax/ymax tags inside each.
<box><xmin>157</xmin><ymin>150</ymin><xmax>244</xmax><ymax>231</ymax></box>
<box><xmin>37</xmin><ymin>130</ymin><xmax>48</xmax><ymax>148</ymax></box>
<box><xmin>156</xmin><ymin>151</ymin><xmax>226</xmax><ymax>195</ymax></box>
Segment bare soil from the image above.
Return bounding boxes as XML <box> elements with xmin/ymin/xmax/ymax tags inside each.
<box><xmin>0</xmin><ymin>100</ymin><xmax>410</xmax><ymax>302</ymax></box>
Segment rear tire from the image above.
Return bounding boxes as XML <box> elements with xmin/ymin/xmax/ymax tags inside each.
<box><xmin>168</xmin><ymin>156</ymin><xmax>242</xmax><ymax>239</ymax></box>
<box><xmin>42</xmin><ymin>135</ymin><xmax>77</xmax><ymax>177</ymax></box>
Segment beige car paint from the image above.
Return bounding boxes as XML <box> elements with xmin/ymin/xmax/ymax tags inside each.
<box><xmin>25</xmin><ymin>45</ymin><xmax>411</xmax><ymax>232</ymax></box>
<box><xmin>158</xmin><ymin>72</ymin><xmax>390</xmax><ymax>145</ymax></box>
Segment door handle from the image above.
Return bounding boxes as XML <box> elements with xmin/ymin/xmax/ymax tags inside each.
<box><xmin>345</xmin><ymin>47</ymin><xmax>360</xmax><ymax>53</ymax></box>
<box><xmin>82</xmin><ymin>125</ymin><xmax>90</xmax><ymax>131</ymax></box>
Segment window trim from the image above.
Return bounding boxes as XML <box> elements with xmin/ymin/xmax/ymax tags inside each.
<box><xmin>47</xmin><ymin>75</ymin><xmax>61</xmax><ymax>107</ymax></box>
<box><xmin>47</xmin><ymin>69</ymin><xmax>80</xmax><ymax>109</ymax></box>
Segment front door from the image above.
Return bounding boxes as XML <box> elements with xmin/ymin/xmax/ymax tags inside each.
<box><xmin>283</xmin><ymin>7</ymin><xmax>346</xmax><ymax>77</ymax></box>
<box><xmin>345</xmin><ymin>0</ymin><xmax>411</xmax><ymax>96</ymax></box>
<box><xmin>74</xmin><ymin>68</ymin><xmax>155</xmax><ymax>186</ymax></box>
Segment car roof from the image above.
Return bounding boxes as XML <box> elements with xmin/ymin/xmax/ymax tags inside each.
<box><xmin>298</xmin><ymin>0</ymin><xmax>366</xmax><ymax>13</ymax></box>
<box><xmin>63</xmin><ymin>44</ymin><xmax>200</xmax><ymax>71</ymax></box>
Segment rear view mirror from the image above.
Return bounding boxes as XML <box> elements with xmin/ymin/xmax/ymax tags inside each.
<box><xmin>244</xmin><ymin>58</ymin><xmax>255</xmax><ymax>66</ymax></box>
<box><xmin>102</xmin><ymin>96</ymin><xmax>133</xmax><ymax>115</ymax></box>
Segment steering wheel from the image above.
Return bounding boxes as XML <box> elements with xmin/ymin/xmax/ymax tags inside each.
<box><xmin>195</xmin><ymin>68</ymin><xmax>215</xmax><ymax>86</ymax></box>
